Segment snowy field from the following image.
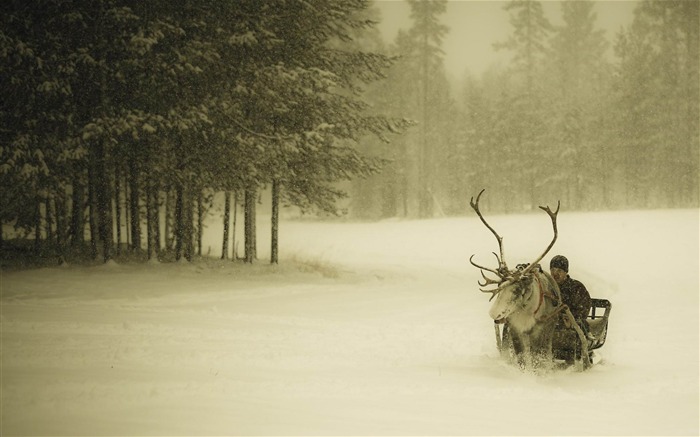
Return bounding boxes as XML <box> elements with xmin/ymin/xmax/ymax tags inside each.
<box><xmin>1</xmin><ymin>208</ymin><xmax>698</xmax><ymax>436</ymax></box>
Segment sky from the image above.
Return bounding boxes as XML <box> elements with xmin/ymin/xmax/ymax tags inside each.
<box><xmin>374</xmin><ymin>0</ymin><xmax>640</xmax><ymax>78</ymax></box>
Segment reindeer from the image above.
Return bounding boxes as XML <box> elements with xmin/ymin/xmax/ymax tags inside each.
<box><xmin>469</xmin><ymin>189</ymin><xmax>565</xmax><ymax>370</ymax></box>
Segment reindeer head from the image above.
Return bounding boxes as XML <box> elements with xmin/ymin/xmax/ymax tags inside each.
<box><xmin>469</xmin><ymin>189</ymin><xmax>560</xmax><ymax>322</ymax></box>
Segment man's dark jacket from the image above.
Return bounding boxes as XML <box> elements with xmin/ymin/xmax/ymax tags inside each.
<box><xmin>559</xmin><ymin>275</ymin><xmax>591</xmax><ymax>322</ymax></box>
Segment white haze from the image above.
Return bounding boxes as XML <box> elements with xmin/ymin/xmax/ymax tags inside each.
<box><xmin>374</xmin><ymin>0</ymin><xmax>638</xmax><ymax>78</ymax></box>
<box><xmin>1</xmin><ymin>208</ymin><xmax>698</xmax><ymax>435</ymax></box>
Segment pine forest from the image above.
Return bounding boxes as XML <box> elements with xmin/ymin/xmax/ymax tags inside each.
<box><xmin>1</xmin><ymin>0</ymin><xmax>698</xmax><ymax>266</ymax></box>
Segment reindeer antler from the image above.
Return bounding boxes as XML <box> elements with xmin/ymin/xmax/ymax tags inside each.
<box><xmin>469</xmin><ymin>190</ymin><xmax>562</xmax><ymax>302</ymax></box>
<box><xmin>477</xmin><ymin>269</ymin><xmax>502</xmax><ymax>287</ymax></box>
<box><xmin>477</xmin><ymin>270</ymin><xmax>513</xmax><ymax>301</ymax></box>
<box><xmin>520</xmin><ymin>201</ymin><xmax>560</xmax><ymax>277</ymax></box>
<box><xmin>470</xmin><ymin>189</ymin><xmax>508</xmax><ymax>276</ymax></box>
<box><xmin>469</xmin><ymin>189</ymin><xmax>512</xmax><ymax>301</ymax></box>
<box><xmin>469</xmin><ymin>253</ymin><xmax>503</xmax><ymax>278</ymax></box>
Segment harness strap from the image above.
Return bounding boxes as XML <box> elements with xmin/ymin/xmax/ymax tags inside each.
<box><xmin>538</xmin><ymin>303</ymin><xmax>568</xmax><ymax>323</ymax></box>
<box><xmin>532</xmin><ymin>275</ymin><xmax>548</xmax><ymax>316</ymax></box>
<box><xmin>533</xmin><ymin>274</ymin><xmax>565</xmax><ymax>322</ymax></box>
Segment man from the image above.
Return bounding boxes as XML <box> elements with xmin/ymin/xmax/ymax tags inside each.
<box><xmin>550</xmin><ymin>255</ymin><xmax>591</xmax><ymax>323</ymax></box>
<box><xmin>550</xmin><ymin>255</ymin><xmax>591</xmax><ymax>363</ymax></box>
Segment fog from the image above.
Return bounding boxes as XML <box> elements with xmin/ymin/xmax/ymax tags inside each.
<box><xmin>347</xmin><ymin>0</ymin><xmax>698</xmax><ymax>219</ymax></box>
<box><xmin>375</xmin><ymin>0</ymin><xmax>637</xmax><ymax>78</ymax></box>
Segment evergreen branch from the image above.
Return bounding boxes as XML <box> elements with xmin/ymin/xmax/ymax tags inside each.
<box><xmin>230</xmin><ymin>118</ymin><xmax>295</xmax><ymax>141</ymax></box>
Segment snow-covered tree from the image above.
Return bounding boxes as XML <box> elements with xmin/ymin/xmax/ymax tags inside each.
<box><xmin>612</xmin><ymin>0</ymin><xmax>699</xmax><ymax>208</ymax></box>
<box><xmin>546</xmin><ymin>0</ymin><xmax>611</xmax><ymax>210</ymax></box>
<box><xmin>1</xmin><ymin>0</ymin><xmax>411</xmax><ymax>265</ymax></box>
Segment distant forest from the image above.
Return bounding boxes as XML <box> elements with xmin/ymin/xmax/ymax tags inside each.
<box><xmin>352</xmin><ymin>0</ymin><xmax>699</xmax><ymax>218</ymax></box>
<box><xmin>1</xmin><ymin>0</ymin><xmax>698</xmax><ymax>265</ymax></box>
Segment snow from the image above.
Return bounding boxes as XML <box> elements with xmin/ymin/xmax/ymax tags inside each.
<box><xmin>2</xmin><ymin>209</ymin><xmax>698</xmax><ymax>435</ymax></box>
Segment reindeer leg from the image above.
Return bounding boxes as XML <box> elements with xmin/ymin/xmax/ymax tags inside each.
<box><xmin>562</xmin><ymin>308</ymin><xmax>592</xmax><ymax>370</ymax></box>
<box><xmin>508</xmin><ymin>329</ymin><xmax>523</xmax><ymax>365</ymax></box>
<box><xmin>520</xmin><ymin>335</ymin><xmax>533</xmax><ymax>370</ymax></box>
<box><xmin>534</xmin><ymin>327</ymin><xmax>555</xmax><ymax>372</ymax></box>
<box><xmin>494</xmin><ymin>322</ymin><xmax>502</xmax><ymax>353</ymax></box>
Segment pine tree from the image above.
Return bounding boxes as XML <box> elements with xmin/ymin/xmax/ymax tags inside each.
<box><xmin>613</xmin><ymin>0</ymin><xmax>699</xmax><ymax>208</ymax></box>
<box><xmin>495</xmin><ymin>0</ymin><xmax>553</xmax><ymax>207</ymax></box>
<box><xmin>407</xmin><ymin>0</ymin><xmax>448</xmax><ymax>218</ymax></box>
<box><xmin>221</xmin><ymin>191</ymin><xmax>231</xmax><ymax>260</ymax></box>
<box><xmin>547</xmin><ymin>0</ymin><xmax>610</xmax><ymax>209</ymax></box>
<box><xmin>1</xmin><ymin>0</ymin><xmax>414</xmax><ymax>265</ymax></box>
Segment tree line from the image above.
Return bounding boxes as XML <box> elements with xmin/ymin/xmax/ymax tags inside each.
<box><xmin>1</xmin><ymin>0</ymin><xmax>411</xmax><ymax>264</ymax></box>
<box><xmin>351</xmin><ymin>0</ymin><xmax>699</xmax><ymax>218</ymax></box>
<box><xmin>2</xmin><ymin>0</ymin><xmax>698</xmax><ymax>266</ymax></box>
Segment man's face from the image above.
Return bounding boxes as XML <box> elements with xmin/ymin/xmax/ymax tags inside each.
<box><xmin>551</xmin><ymin>267</ymin><xmax>567</xmax><ymax>285</ymax></box>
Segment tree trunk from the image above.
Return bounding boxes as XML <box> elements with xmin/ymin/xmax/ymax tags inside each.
<box><xmin>222</xmin><ymin>191</ymin><xmax>231</xmax><ymax>259</ymax></box>
<box><xmin>419</xmin><ymin>14</ymin><xmax>432</xmax><ymax>219</ymax></box>
<box><xmin>271</xmin><ymin>180</ymin><xmax>279</xmax><ymax>264</ymax></box>
<box><xmin>70</xmin><ymin>175</ymin><xmax>85</xmax><ymax>247</ymax></box>
<box><xmin>197</xmin><ymin>191</ymin><xmax>203</xmax><ymax>257</ymax></box>
<box><xmin>114</xmin><ymin>165</ymin><xmax>122</xmax><ymax>256</ymax></box>
<box><xmin>154</xmin><ymin>189</ymin><xmax>161</xmax><ymax>253</ymax></box>
<box><xmin>54</xmin><ymin>185</ymin><xmax>67</xmax><ymax>264</ymax></box>
<box><xmin>175</xmin><ymin>184</ymin><xmax>184</xmax><ymax>261</ymax></box>
<box><xmin>684</xmin><ymin>2</ymin><xmax>699</xmax><ymax>205</ymax></box>
<box><xmin>232</xmin><ymin>191</ymin><xmax>238</xmax><ymax>260</ymax></box>
<box><xmin>34</xmin><ymin>188</ymin><xmax>42</xmax><ymax>255</ymax></box>
<box><xmin>244</xmin><ymin>187</ymin><xmax>256</xmax><ymax>263</ymax></box>
<box><xmin>95</xmin><ymin>141</ymin><xmax>113</xmax><ymax>263</ymax></box>
<box><xmin>124</xmin><ymin>172</ymin><xmax>131</xmax><ymax>247</ymax></box>
<box><xmin>128</xmin><ymin>157</ymin><xmax>141</xmax><ymax>252</ymax></box>
<box><xmin>184</xmin><ymin>187</ymin><xmax>194</xmax><ymax>261</ymax></box>
<box><xmin>46</xmin><ymin>189</ymin><xmax>54</xmax><ymax>249</ymax></box>
<box><xmin>175</xmin><ymin>183</ymin><xmax>193</xmax><ymax>262</ymax></box>
<box><xmin>147</xmin><ymin>178</ymin><xmax>157</xmax><ymax>261</ymax></box>
<box><xmin>95</xmin><ymin>36</ymin><xmax>113</xmax><ymax>263</ymax></box>
<box><xmin>165</xmin><ymin>188</ymin><xmax>173</xmax><ymax>251</ymax></box>
<box><xmin>88</xmin><ymin>164</ymin><xmax>99</xmax><ymax>260</ymax></box>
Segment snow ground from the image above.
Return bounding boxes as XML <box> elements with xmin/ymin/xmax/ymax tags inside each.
<box><xmin>1</xmin><ymin>209</ymin><xmax>698</xmax><ymax>436</ymax></box>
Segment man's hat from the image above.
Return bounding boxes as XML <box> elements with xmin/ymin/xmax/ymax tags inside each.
<box><xmin>550</xmin><ymin>255</ymin><xmax>569</xmax><ymax>272</ymax></box>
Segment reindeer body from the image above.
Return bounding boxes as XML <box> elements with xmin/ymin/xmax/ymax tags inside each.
<box><xmin>469</xmin><ymin>189</ymin><xmax>562</xmax><ymax>370</ymax></box>
<box><xmin>490</xmin><ymin>270</ymin><xmax>561</xmax><ymax>368</ymax></box>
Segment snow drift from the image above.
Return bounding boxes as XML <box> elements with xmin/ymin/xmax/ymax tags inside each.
<box><xmin>1</xmin><ymin>209</ymin><xmax>698</xmax><ymax>435</ymax></box>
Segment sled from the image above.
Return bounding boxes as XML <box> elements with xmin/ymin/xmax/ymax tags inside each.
<box><xmin>495</xmin><ymin>297</ymin><xmax>612</xmax><ymax>370</ymax></box>
<box><xmin>586</xmin><ymin>298</ymin><xmax>612</xmax><ymax>351</ymax></box>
